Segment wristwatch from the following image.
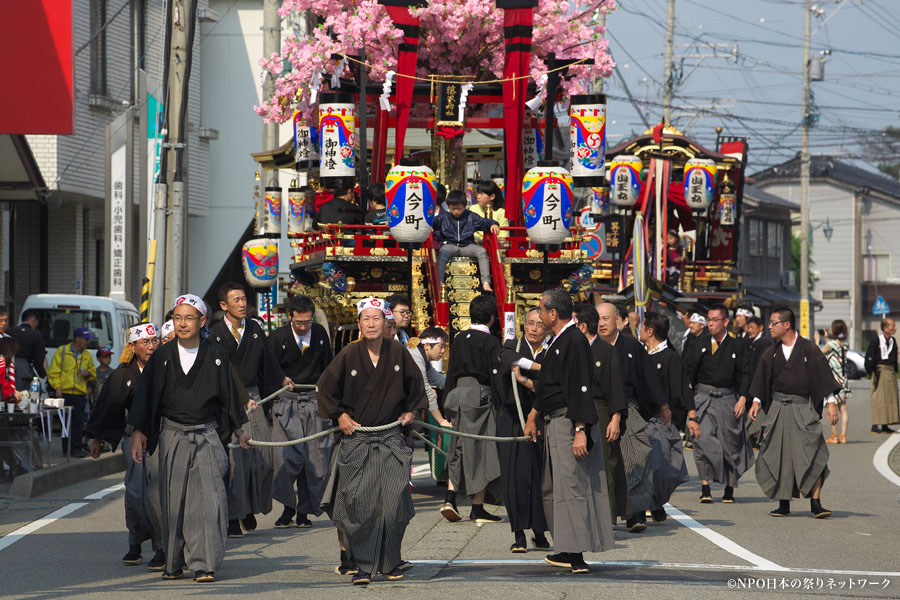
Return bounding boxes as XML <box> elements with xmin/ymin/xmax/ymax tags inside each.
<box><xmin>688</xmin><ymin>417</ymin><xmax>700</xmax><ymax>424</ymax></box>
<box><xmin>574</xmin><ymin>425</ymin><xmax>586</xmax><ymax>433</ymax></box>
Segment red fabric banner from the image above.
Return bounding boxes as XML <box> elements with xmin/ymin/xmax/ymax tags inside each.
<box><xmin>500</xmin><ymin>7</ymin><xmax>534</xmax><ymax>226</ymax></box>
<box><xmin>383</xmin><ymin>5</ymin><xmax>421</xmax><ymax>165</ymax></box>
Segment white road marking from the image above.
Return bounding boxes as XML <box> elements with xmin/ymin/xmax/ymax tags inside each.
<box><xmin>410</xmin><ymin>558</ymin><xmax>900</xmax><ymax>577</ymax></box>
<box><xmin>872</xmin><ymin>432</ymin><xmax>900</xmax><ymax>487</ymax></box>
<box><xmin>83</xmin><ymin>483</ymin><xmax>126</xmax><ymax>500</ymax></box>
<box><xmin>0</xmin><ymin>483</ymin><xmax>127</xmax><ymax>552</ymax></box>
<box><xmin>0</xmin><ymin>503</ymin><xmax>87</xmax><ymax>552</ymax></box>
<box><xmin>663</xmin><ymin>503</ymin><xmax>788</xmax><ymax>572</ymax></box>
<box><xmin>411</xmin><ymin>464</ymin><xmax>431</xmax><ymax>478</ymax></box>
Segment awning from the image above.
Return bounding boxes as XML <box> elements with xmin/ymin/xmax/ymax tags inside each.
<box><xmin>744</xmin><ymin>286</ymin><xmax>821</xmax><ymax>309</ymax></box>
<box><xmin>0</xmin><ymin>134</ymin><xmax>46</xmax><ymax>202</ymax></box>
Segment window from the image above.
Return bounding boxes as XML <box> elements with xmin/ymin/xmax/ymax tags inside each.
<box><xmin>33</xmin><ymin>309</ymin><xmax>114</xmax><ymax>350</ymax></box>
<box><xmin>863</xmin><ymin>254</ymin><xmax>890</xmax><ymax>282</ymax></box>
<box><xmin>748</xmin><ymin>219</ymin><xmax>763</xmax><ymax>256</ymax></box>
<box><xmin>822</xmin><ymin>290</ymin><xmax>850</xmax><ymax>300</ymax></box>
<box><xmin>90</xmin><ymin>0</ymin><xmax>107</xmax><ymax>96</ymax></box>
<box><xmin>767</xmin><ymin>222</ymin><xmax>782</xmax><ymax>258</ymax></box>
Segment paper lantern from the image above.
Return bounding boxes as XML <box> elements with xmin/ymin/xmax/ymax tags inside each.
<box><xmin>318</xmin><ymin>92</ymin><xmax>356</xmax><ymax>184</ymax></box>
<box><xmin>683</xmin><ymin>158</ymin><xmax>717</xmax><ymax>210</ymax></box>
<box><xmin>386</xmin><ymin>164</ymin><xmax>437</xmax><ymax>243</ymax></box>
<box><xmin>719</xmin><ymin>192</ymin><xmax>736</xmax><ymax>226</ymax></box>
<box><xmin>262</xmin><ymin>187</ymin><xmax>281</xmax><ymax>236</ymax></box>
<box><xmin>610</xmin><ymin>154</ymin><xmax>642</xmax><ymax>207</ymax></box>
<box><xmin>287</xmin><ymin>187</ymin><xmax>312</xmax><ymax>235</ymax></box>
<box><xmin>569</xmin><ymin>94</ymin><xmax>607</xmax><ymax>186</ymax></box>
<box><xmin>590</xmin><ymin>183</ymin><xmax>609</xmax><ymax>214</ymax></box>
<box><xmin>292</xmin><ymin>114</ymin><xmax>320</xmax><ymax>169</ymax></box>
<box><xmin>522</xmin><ymin>162</ymin><xmax>575</xmax><ymax>246</ymax></box>
<box><xmin>241</xmin><ymin>239</ymin><xmax>279</xmax><ymax>288</ymax></box>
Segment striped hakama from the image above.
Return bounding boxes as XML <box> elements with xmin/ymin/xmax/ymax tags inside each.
<box><xmin>228</xmin><ymin>389</ymin><xmax>274</xmax><ymax>519</ymax></box>
<box><xmin>871</xmin><ymin>365</ymin><xmax>900</xmax><ymax>426</ymax></box>
<box><xmin>445</xmin><ymin>377</ymin><xmax>502</xmax><ymax>501</ymax></box>
<box><xmin>122</xmin><ymin>436</ymin><xmax>163</xmax><ymax>551</ymax></box>
<box><xmin>541</xmin><ymin>411</ymin><xmax>615</xmax><ymax>554</ymax></box>
<box><xmin>619</xmin><ymin>402</ymin><xmax>655</xmax><ymax>515</ymax></box>
<box><xmin>596</xmin><ymin>401</ymin><xmax>628</xmax><ymax>520</ymax></box>
<box><xmin>645</xmin><ymin>417</ymin><xmax>689</xmax><ymax>508</ymax></box>
<box><xmin>326</xmin><ymin>429</ymin><xmax>414</xmax><ymax>575</ymax></box>
<box><xmin>271</xmin><ymin>390</ymin><xmax>333</xmax><ymax>515</ymax></box>
<box><xmin>158</xmin><ymin>418</ymin><xmax>230</xmax><ymax>574</ymax></box>
<box><xmin>755</xmin><ymin>392</ymin><xmax>830</xmax><ymax>500</ymax></box>
<box><xmin>692</xmin><ymin>384</ymin><xmax>754</xmax><ymax>487</ymax></box>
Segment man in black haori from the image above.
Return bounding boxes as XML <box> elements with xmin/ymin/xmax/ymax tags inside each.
<box><xmin>317</xmin><ymin>297</ymin><xmax>426</xmax><ymax>585</ymax></box>
<box><xmin>269</xmin><ymin>294</ymin><xmax>334</xmax><ymax>530</ymax></box>
<box><xmin>502</xmin><ymin>308</ymin><xmax>550</xmax><ymax>552</ymax></box>
<box><xmin>745</xmin><ymin>316</ymin><xmax>774</xmax><ymax>447</ymax></box>
<box><xmin>86</xmin><ymin>323</ymin><xmax>164</xmax><ymax>570</ymax></box>
<box><xmin>639</xmin><ymin>311</ymin><xmax>702</xmax><ymax>522</ymax></box>
<box><xmin>683</xmin><ymin>304</ymin><xmax>754</xmax><ymax>505</ymax></box>
<box><xmin>596</xmin><ymin>302</ymin><xmax>666</xmax><ymax>533</ymax></box>
<box><xmin>129</xmin><ymin>294</ymin><xmax>250</xmax><ymax>583</ymax></box>
<box><xmin>748</xmin><ymin>307</ymin><xmax>840</xmax><ymax>518</ymax></box>
<box><xmin>525</xmin><ymin>289</ymin><xmax>614</xmax><ymax>575</ymax></box>
<box><xmin>209</xmin><ymin>282</ymin><xmax>291</xmax><ymax>538</ymax></box>
<box><xmin>441</xmin><ymin>295</ymin><xmax>538</xmax><ymax>525</ymax></box>
<box><xmin>864</xmin><ymin>317</ymin><xmax>900</xmax><ymax>434</ymax></box>
<box><xmin>573</xmin><ymin>304</ymin><xmax>627</xmax><ymax>524</ymax></box>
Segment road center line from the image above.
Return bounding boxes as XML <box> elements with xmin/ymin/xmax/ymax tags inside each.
<box><xmin>0</xmin><ymin>503</ymin><xmax>87</xmax><ymax>552</ymax></box>
<box><xmin>83</xmin><ymin>483</ymin><xmax>126</xmax><ymax>500</ymax></box>
<box><xmin>664</xmin><ymin>503</ymin><xmax>788</xmax><ymax>572</ymax></box>
<box><xmin>872</xmin><ymin>432</ymin><xmax>900</xmax><ymax>488</ymax></box>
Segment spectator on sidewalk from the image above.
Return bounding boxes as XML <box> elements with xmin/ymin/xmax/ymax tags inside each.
<box><xmin>0</xmin><ymin>305</ymin><xmax>9</xmax><ymax>338</ymax></box>
<box><xmin>47</xmin><ymin>327</ymin><xmax>97</xmax><ymax>457</ymax></box>
<box><xmin>864</xmin><ymin>317</ymin><xmax>900</xmax><ymax>434</ymax></box>
<box><xmin>822</xmin><ymin>320</ymin><xmax>851</xmax><ymax>444</ymax></box>
<box><xmin>11</xmin><ymin>310</ymin><xmax>47</xmax><ymax>390</ymax></box>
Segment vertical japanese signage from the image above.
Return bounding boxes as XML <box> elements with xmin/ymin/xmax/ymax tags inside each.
<box><xmin>109</xmin><ymin>144</ymin><xmax>127</xmax><ymax>298</ymax></box>
<box><xmin>147</xmin><ymin>90</ymin><xmax>163</xmax><ymax>209</ymax></box>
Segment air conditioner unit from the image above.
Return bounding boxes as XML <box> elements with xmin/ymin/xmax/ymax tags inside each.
<box><xmin>782</xmin><ymin>271</ymin><xmax>796</xmax><ymax>288</ymax></box>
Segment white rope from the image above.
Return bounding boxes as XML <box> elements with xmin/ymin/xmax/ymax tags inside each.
<box><xmin>246</xmin><ymin>383</ymin><xmax>317</xmax><ymax>414</ymax></box>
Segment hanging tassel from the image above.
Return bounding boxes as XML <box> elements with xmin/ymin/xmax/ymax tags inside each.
<box><xmin>331</xmin><ymin>56</ymin><xmax>349</xmax><ymax>89</ymax></box>
<box><xmin>457</xmin><ymin>83</ymin><xmax>473</xmax><ymax>123</ymax></box>
<box><xmin>309</xmin><ymin>69</ymin><xmax>323</xmax><ymax>104</ymax></box>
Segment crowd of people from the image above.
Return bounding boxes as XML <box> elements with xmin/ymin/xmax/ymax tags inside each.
<box><xmin>57</xmin><ymin>281</ymin><xmax>878</xmax><ymax>586</ymax></box>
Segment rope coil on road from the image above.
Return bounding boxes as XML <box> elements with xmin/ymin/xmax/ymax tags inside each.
<box><xmin>228</xmin><ymin>419</ymin><xmax>532</xmax><ymax>449</ymax></box>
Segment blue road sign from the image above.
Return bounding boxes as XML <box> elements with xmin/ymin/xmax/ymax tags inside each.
<box><xmin>873</xmin><ymin>295</ymin><xmax>891</xmax><ymax>316</ymax></box>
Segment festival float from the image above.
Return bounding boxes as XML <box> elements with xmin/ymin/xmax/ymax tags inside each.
<box><xmin>249</xmin><ymin>0</ymin><xmax>750</xmax><ymax>477</ymax></box>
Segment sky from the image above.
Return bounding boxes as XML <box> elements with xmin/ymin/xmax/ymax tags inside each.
<box><xmin>601</xmin><ymin>0</ymin><xmax>900</xmax><ymax>174</ymax></box>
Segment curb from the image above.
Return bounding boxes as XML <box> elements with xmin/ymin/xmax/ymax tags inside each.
<box><xmin>9</xmin><ymin>451</ymin><xmax>125</xmax><ymax>499</ymax></box>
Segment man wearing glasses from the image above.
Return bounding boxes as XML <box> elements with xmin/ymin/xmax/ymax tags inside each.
<box><xmin>748</xmin><ymin>308</ymin><xmax>840</xmax><ymax>518</ymax></box>
<box><xmin>386</xmin><ymin>294</ymin><xmax>413</xmax><ymax>345</ymax></box>
<box><xmin>87</xmin><ymin>323</ymin><xmax>165</xmax><ymax>569</ymax></box>
<box><xmin>683</xmin><ymin>304</ymin><xmax>754</xmax><ymax>504</ymax></box>
<box><xmin>210</xmin><ymin>282</ymin><xmax>291</xmax><ymax>538</ymax></box>
<box><xmin>269</xmin><ymin>295</ymin><xmax>334</xmax><ymax>532</ymax></box>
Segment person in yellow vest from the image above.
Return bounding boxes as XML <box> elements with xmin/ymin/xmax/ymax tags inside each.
<box><xmin>471</xmin><ymin>180</ymin><xmax>508</xmax><ymax>245</ymax></box>
<box><xmin>48</xmin><ymin>327</ymin><xmax>97</xmax><ymax>457</ymax></box>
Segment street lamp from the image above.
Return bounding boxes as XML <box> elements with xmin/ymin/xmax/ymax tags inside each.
<box><xmin>823</xmin><ymin>217</ymin><xmax>833</xmax><ymax>242</ymax></box>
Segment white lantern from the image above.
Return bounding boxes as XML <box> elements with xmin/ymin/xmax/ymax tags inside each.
<box><xmin>241</xmin><ymin>239</ymin><xmax>279</xmax><ymax>288</ymax></box>
<box><xmin>287</xmin><ymin>187</ymin><xmax>313</xmax><ymax>235</ymax></box>
<box><xmin>293</xmin><ymin>121</ymin><xmax>320</xmax><ymax>169</ymax></box>
<box><xmin>522</xmin><ymin>162</ymin><xmax>575</xmax><ymax>246</ymax></box>
<box><xmin>569</xmin><ymin>94</ymin><xmax>606</xmax><ymax>186</ymax></box>
<box><xmin>385</xmin><ymin>164</ymin><xmax>437</xmax><ymax>243</ymax></box>
<box><xmin>261</xmin><ymin>187</ymin><xmax>281</xmax><ymax>236</ymax></box>
<box><xmin>610</xmin><ymin>154</ymin><xmax>642</xmax><ymax>208</ymax></box>
<box><xmin>683</xmin><ymin>158</ymin><xmax>717</xmax><ymax>210</ymax></box>
<box><xmin>318</xmin><ymin>92</ymin><xmax>356</xmax><ymax>183</ymax></box>
<box><xmin>523</xmin><ymin>127</ymin><xmax>543</xmax><ymax>172</ymax></box>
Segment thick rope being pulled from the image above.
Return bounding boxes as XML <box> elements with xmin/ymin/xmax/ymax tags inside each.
<box><xmin>247</xmin><ymin>383</ymin><xmax>317</xmax><ymax>414</ymax></box>
<box><xmin>229</xmin><ymin>419</ymin><xmax>531</xmax><ymax>449</ymax></box>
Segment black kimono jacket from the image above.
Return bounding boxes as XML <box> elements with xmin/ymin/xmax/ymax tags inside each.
<box><xmin>649</xmin><ymin>344</ymin><xmax>696</xmax><ymax>413</ymax></box>
<box><xmin>749</xmin><ymin>335</ymin><xmax>840</xmax><ymax>417</ymax></box>
<box><xmin>444</xmin><ymin>328</ymin><xmax>521</xmax><ymax>405</ymax></box>
<box><xmin>683</xmin><ymin>332</ymin><xmax>752</xmax><ymax>397</ymax></box>
<box><xmin>128</xmin><ymin>339</ymin><xmax>247</xmax><ymax>453</ymax></box>
<box><xmin>534</xmin><ymin>324</ymin><xmax>597</xmax><ymax>425</ymax></box>
<box><xmin>270</xmin><ymin>323</ymin><xmax>333</xmax><ymax>385</ymax></box>
<box><xmin>85</xmin><ymin>360</ymin><xmax>142</xmax><ymax>450</ymax></box>
<box><xmin>317</xmin><ymin>338</ymin><xmax>426</xmax><ymax>426</ymax></box>
<box><xmin>864</xmin><ymin>334</ymin><xmax>898</xmax><ymax>387</ymax></box>
<box><xmin>590</xmin><ymin>336</ymin><xmax>627</xmax><ymax>420</ymax></box>
<box><xmin>613</xmin><ymin>332</ymin><xmax>667</xmax><ymax>421</ymax></box>
<box><xmin>500</xmin><ymin>337</ymin><xmax>544</xmax><ymax>414</ymax></box>
<box><xmin>209</xmin><ymin>318</ymin><xmax>285</xmax><ymax>398</ymax></box>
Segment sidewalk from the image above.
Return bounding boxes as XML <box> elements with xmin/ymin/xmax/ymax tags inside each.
<box><xmin>1</xmin><ymin>450</ymin><xmax>125</xmax><ymax>499</ymax></box>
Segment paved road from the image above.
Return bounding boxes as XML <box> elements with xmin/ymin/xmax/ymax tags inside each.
<box><xmin>1</xmin><ymin>380</ymin><xmax>899</xmax><ymax>599</ymax></box>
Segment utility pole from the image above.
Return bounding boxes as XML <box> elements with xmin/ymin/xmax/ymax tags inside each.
<box><xmin>593</xmin><ymin>10</ymin><xmax>607</xmax><ymax>94</ymax></box>
<box><xmin>662</xmin><ymin>0</ymin><xmax>676</xmax><ymax>123</ymax></box>
<box><xmin>799</xmin><ymin>0</ymin><xmax>812</xmax><ymax>338</ymax></box>
<box><xmin>262</xmin><ymin>0</ymin><xmax>281</xmax><ymax>189</ymax></box>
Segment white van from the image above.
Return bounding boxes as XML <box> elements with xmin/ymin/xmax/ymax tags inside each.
<box><xmin>20</xmin><ymin>294</ymin><xmax>141</xmax><ymax>367</ymax></box>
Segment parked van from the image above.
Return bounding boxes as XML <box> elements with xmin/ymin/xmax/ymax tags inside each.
<box><xmin>19</xmin><ymin>294</ymin><xmax>141</xmax><ymax>368</ymax></box>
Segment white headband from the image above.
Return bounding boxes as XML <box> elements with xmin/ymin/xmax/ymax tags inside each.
<box><xmin>736</xmin><ymin>308</ymin><xmax>753</xmax><ymax>318</ymax></box>
<box><xmin>421</xmin><ymin>337</ymin><xmax>443</xmax><ymax>344</ymax></box>
<box><xmin>357</xmin><ymin>296</ymin><xmax>387</xmax><ymax>317</ymax></box>
<box><xmin>159</xmin><ymin>320</ymin><xmax>175</xmax><ymax>338</ymax></box>
<box><xmin>690</xmin><ymin>314</ymin><xmax>707</xmax><ymax>325</ymax></box>
<box><xmin>129</xmin><ymin>323</ymin><xmax>158</xmax><ymax>343</ymax></box>
<box><xmin>384</xmin><ymin>306</ymin><xmax>395</xmax><ymax>321</ymax></box>
<box><xmin>173</xmin><ymin>294</ymin><xmax>207</xmax><ymax>317</ymax></box>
